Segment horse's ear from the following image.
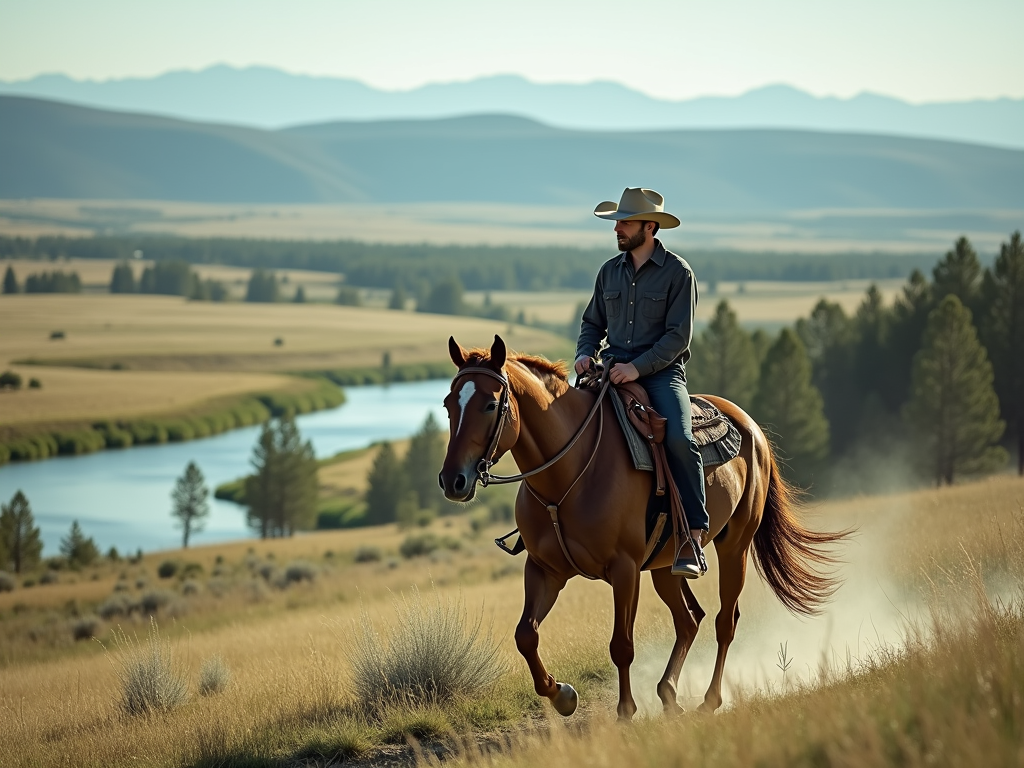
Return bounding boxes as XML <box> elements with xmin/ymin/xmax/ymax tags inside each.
<box><xmin>448</xmin><ymin>336</ymin><xmax>467</xmax><ymax>367</ymax></box>
<box><xmin>490</xmin><ymin>335</ymin><xmax>507</xmax><ymax>370</ymax></box>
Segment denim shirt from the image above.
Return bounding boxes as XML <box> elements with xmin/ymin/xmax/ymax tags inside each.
<box><xmin>576</xmin><ymin>239</ymin><xmax>698</xmax><ymax>378</ymax></box>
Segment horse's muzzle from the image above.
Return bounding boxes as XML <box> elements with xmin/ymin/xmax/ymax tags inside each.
<box><xmin>438</xmin><ymin>468</ymin><xmax>477</xmax><ymax>502</ymax></box>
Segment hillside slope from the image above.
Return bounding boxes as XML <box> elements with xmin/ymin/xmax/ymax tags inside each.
<box><xmin>2</xmin><ymin>96</ymin><xmax>1023</xmax><ymax>209</ymax></box>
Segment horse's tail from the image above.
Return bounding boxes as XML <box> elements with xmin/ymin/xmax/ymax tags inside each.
<box><xmin>750</xmin><ymin>445</ymin><xmax>847</xmax><ymax>617</ymax></box>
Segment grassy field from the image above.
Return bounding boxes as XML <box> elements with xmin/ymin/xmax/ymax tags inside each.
<box><xmin>0</xmin><ymin>294</ymin><xmax>566</xmax><ymax>433</ymax></box>
<box><xmin>0</xmin><ymin>473</ymin><xmax>1021</xmax><ymax>767</ymax></box>
<box><xmin>1</xmin><ymin>198</ymin><xmax>1018</xmax><ymax>253</ymax></box>
<box><xmin>465</xmin><ymin>279</ymin><xmax>906</xmax><ymax>330</ymax></box>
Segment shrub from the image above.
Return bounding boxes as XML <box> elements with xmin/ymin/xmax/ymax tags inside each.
<box><xmin>284</xmin><ymin>561</ymin><xmax>318</xmax><ymax>584</ymax></box>
<box><xmin>399</xmin><ymin>534</ymin><xmax>460</xmax><ymax>559</ymax></box>
<box><xmin>399</xmin><ymin>533</ymin><xmax>438</xmax><ymax>559</ymax></box>
<box><xmin>180</xmin><ymin>562</ymin><xmax>204</xmax><ymax>579</ymax></box>
<box><xmin>0</xmin><ymin>370</ymin><xmax>22</xmax><ymax>390</ymax></box>
<box><xmin>108</xmin><ymin>620</ymin><xmax>189</xmax><ymax>716</ymax></box>
<box><xmin>257</xmin><ymin>563</ymin><xmax>276</xmax><ymax>582</ymax></box>
<box><xmin>39</xmin><ymin>570</ymin><xmax>58</xmax><ymax>585</ymax></box>
<box><xmin>98</xmin><ymin>594</ymin><xmax>134</xmax><ymax>619</ymax></box>
<box><xmin>348</xmin><ymin>586</ymin><xmax>506</xmax><ymax>708</ymax></box>
<box><xmin>71</xmin><ymin>615</ymin><xmax>100</xmax><ymax>641</ymax></box>
<box><xmin>22</xmin><ymin>578</ymin><xmax>35</xmax><ymax>588</ymax></box>
<box><xmin>157</xmin><ymin>560</ymin><xmax>178</xmax><ymax>579</ymax></box>
<box><xmin>198</xmin><ymin>655</ymin><xmax>231</xmax><ymax>696</ymax></box>
<box><xmin>140</xmin><ymin>590</ymin><xmax>175</xmax><ymax>615</ymax></box>
<box><xmin>50</xmin><ymin>330</ymin><xmax>65</xmax><ymax>340</ymax></box>
<box><xmin>0</xmin><ymin>571</ymin><xmax>15</xmax><ymax>592</ymax></box>
<box><xmin>353</xmin><ymin>546</ymin><xmax>382</xmax><ymax>563</ymax></box>
<box><xmin>28</xmin><ymin>378</ymin><xmax>42</xmax><ymax>389</ymax></box>
<box><xmin>180</xmin><ymin>579</ymin><xmax>201</xmax><ymax>596</ymax></box>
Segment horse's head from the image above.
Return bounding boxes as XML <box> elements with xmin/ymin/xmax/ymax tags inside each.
<box><xmin>439</xmin><ymin>334</ymin><xmax>520</xmax><ymax>502</ymax></box>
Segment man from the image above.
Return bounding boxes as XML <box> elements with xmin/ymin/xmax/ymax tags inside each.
<box><xmin>575</xmin><ymin>187</ymin><xmax>708</xmax><ymax>578</ymax></box>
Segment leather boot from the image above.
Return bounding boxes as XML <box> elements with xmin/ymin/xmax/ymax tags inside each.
<box><xmin>671</xmin><ymin>530</ymin><xmax>708</xmax><ymax>579</ymax></box>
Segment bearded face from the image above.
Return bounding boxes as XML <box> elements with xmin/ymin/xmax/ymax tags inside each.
<box><xmin>616</xmin><ymin>221</ymin><xmax>650</xmax><ymax>252</ymax></box>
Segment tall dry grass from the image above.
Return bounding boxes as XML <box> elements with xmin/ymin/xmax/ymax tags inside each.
<box><xmin>0</xmin><ymin>476</ymin><xmax>1021</xmax><ymax>767</ymax></box>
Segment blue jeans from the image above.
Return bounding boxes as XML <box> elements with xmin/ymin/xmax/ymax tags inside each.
<box><xmin>640</xmin><ymin>364</ymin><xmax>709</xmax><ymax>533</ymax></box>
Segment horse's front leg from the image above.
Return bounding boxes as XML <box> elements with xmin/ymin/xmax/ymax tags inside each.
<box><xmin>515</xmin><ymin>556</ymin><xmax>575</xmax><ymax>715</ymax></box>
<box><xmin>608</xmin><ymin>555</ymin><xmax>641</xmax><ymax>721</ymax></box>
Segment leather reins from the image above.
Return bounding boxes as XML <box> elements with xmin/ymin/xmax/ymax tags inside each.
<box><xmin>450</xmin><ymin>364</ymin><xmax>612</xmax><ymax>579</ymax></box>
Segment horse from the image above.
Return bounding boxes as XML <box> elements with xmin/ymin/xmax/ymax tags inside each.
<box><xmin>439</xmin><ymin>335</ymin><xmax>846</xmax><ymax>720</ymax></box>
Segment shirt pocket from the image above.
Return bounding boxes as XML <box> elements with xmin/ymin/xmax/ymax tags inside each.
<box><xmin>641</xmin><ymin>291</ymin><xmax>668</xmax><ymax>319</ymax></box>
<box><xmin>603</xmin><ymin>290</ymin><xmax>622</xmax><ymax>318</ymax></box>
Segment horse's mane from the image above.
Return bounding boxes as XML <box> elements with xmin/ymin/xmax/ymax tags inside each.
<box><xmin>464</xmin><ymin>349</ymin><xmax>569</xmax><ymax>395</ymax></box>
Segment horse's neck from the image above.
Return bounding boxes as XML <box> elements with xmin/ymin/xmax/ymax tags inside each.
<box><xmin>508</xmin><ymin>371</ymin><xmax>594</xmax><ymax>495</ymax></box>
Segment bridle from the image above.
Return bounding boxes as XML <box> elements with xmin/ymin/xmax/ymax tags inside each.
<box><xmin>449</xmin><ymin>363</ymin><xmax>612</xmax><ymax>579</ymax></box>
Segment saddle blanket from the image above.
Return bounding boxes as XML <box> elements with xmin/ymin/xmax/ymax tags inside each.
<box><xmin>609</xmin><ymin>390</ymin><xmax>742</xmax><ymax>471</ymax></box>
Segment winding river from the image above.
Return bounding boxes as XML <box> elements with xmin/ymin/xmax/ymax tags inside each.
<box><xmin>0</xmin><ymin>380</ymin><xmax>450</xmax><ymax>556</ymax></box>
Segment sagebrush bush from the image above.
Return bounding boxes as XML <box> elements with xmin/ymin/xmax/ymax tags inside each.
<box><xmin>348</xmin><ymin>586</ymin><xmax>506</xmax><ymax>708</ymax></box>
<box><xmin>39</xmin><ymin>570</ymin><xmax>58</xmax><ymax>585</ymax></box>
<box><xmin>284</xmin><ymin>561</ymin><xmax>318</xmax><ymax>584</ymax></box>
<box><xmin>180</xmin><ymin>579</ymin><xmax>201</xmax><ymax>596</ymax></box>
<box><xmin>0</xmin><ymin>571</ymin><xmax>15</xmax><ymax>592</ymax></box>
<box><xmin>354</xmin><ymin>546</ymin><xmax>382</xmax><ymax>563</ymax></box>
<box><xmin>198</xmin><ymin>655</ymin><xmax>231</xmax><ymax>696</ymax></box>
<box><xmin>140</xmin><ymin>590</ymin><xmax>174</xmax><ymax>614</ymax></box>
<box><xmin>71</xmin><ymin>615</ymin><xmax>100</xmax><ymax>641</ymax></box>
<box><xmin>157</xmin><ymin>560</ymin><xmax>178</xmax><ymax>579</ymax></box>
<box><xmin>98</xmin><ymin>594</ymin><xmax>135</xmax><ymax>619</ymax></box>
<box><xmin>108</xmin><ymin>620</ymin><xmax>189</xmax><ymax>716</ymax></box>
<box><xmin>399</xmin><ymin>533</ymin><xmax>461</xmax><ymax>559</ymax></box>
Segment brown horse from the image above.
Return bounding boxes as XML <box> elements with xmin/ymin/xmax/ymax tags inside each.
<box><xmin>439</xmin><ymin>336</ymin><xmax>845</xmax><ymax>720</ymax></box>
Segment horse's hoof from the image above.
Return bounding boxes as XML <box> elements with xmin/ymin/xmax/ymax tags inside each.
<box><xmin>696</xmin><ymin>700</ymin><xmax>719</xmax><ymax>715</ymax></box>
<box><xmin>551</xmin><ymin>683</ymin><xmax>578</xmax><ymax>717</ymax></box>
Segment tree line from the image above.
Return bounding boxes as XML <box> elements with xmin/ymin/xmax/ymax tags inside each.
<box><xmin>3</xmin><ymin>266</ymin><xmax>81</xmax><ymax>294</ymax></box>
<box><xmin>688</xmin><ymin>232</ymin><xmax>1023</xmax><ymax>490</ymax></box>
<box><xmin>1</xmin><ymin>234</ymin><xmax>943</xmax><ymax>292</ymax></box>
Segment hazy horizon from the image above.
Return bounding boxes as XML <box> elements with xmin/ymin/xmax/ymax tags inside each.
<box><xmin>2</xmin><ymin>0</ymin><xmax>1022</xmax><ymax>103</ymax></box>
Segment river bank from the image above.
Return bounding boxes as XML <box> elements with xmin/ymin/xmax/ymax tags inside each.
<box><xmin>0</xmin><ymin>379</ymin><xmax>451</xmax><ymax>553</ymax></box>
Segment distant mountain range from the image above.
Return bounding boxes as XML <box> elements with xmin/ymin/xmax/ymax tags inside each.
<box><xmin>2</xmin><ymin>66</ymin><xmax>1022</xmax><ymax>149</ymax></box>
<box><xmin>2</xmin><ymin>96</ymin><xmax>1022</xmax><ymax>211</ymax></box>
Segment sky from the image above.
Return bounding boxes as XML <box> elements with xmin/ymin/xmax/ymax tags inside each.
<box><xmin>1</xmin><ymin>0</ymin><xmax>1022</xmax><ymax>103</ymax></box>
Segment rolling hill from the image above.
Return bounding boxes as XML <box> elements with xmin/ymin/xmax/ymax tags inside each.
<box><xmin>2</xmin><ymin>95</ymin><xmax>1022</xmax><ymax>210</ymax></box>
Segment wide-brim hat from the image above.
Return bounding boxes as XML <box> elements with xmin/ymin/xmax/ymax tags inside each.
<box><xmin>594</xmin><ymin>187</ymin><xmax>680</xmax><ymax>229</ymax></box>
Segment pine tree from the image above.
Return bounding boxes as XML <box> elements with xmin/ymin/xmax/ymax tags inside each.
<box><xmin>933</xmin><ymin>236</ymin><xmax>982</xmax><ymax>311</ymax></box>
<box><xmin>402</xmin><ymin>413</ymin><xmax>447</xmax><ymax>512</ymax></box>
<box><xmin>796</xmin><ymin>299</ymin><xmax>859</xmax><ymax>455</ymax></box>
<box><xmin>903</xmin><ymin>295</ymin><xmax>1006</xmax><ymax>485</ymax></box>
<box><xmin>388</xmin><ymin>284</ymin><xmax>407</xmax><ymax>310</ymax></box>
<box><xmin>293</xmin><ymin>285</ymin><xmax>306</xmax><ymax>303</ymax></box>
<box><xmin>109</xmin><ymin>261</ymin><xmax>136</xmax><ymax>293</ymax></box>
<box><xmin>245</xmin><ymin>269</ymin><xmax>278</xmax><ymax>302</ymax></box>
<box><xmin>982</xmin><ymin>232</ymin><xmax>1024</xmax><ymax>474</ymax></box>
<box><xmin>365</xmin><ymin>442</ymin><xmax>405</xmax><ymax>525</ymax></box>
<box><xmin>687</xmin><ymin>300</ymin><xmax>758</xmax><ymax>406</ymax></box>
<box><xmin>275</xmin><ymin>417</ymin><xmax>318</xmax><ymax>535</ymax></box>
<box><xmin>171</xmin><ymin>462</ymin><xmax>210</xmax><ymax>548</ymax></box>
<box><xmin>60</xmin><ymin>520</ymin><xmax>100</xmax><ymax>567</ymax></box>
<box><xmin>753</xmin><ymin>329</ymin><xmax>830</xmax><ymax>487</ymax></box>
<box><xmin>2</xmin><ymin>265</ymin><xmax>19</xmax><ymax>294</ymax></box>
<box><xmin>0</xmin><ymin>491</ymin><xmax>43</xmax><ymax>573</ymax></box>
<box><xmin>243</xmin><ymin>417</ymin><xmax>317</xmax><ymax>537</ymax></box>
<box><xmin>245</xmin><ymin>422</ymin><xmax>279</xmax><ymax>538</ymax></box>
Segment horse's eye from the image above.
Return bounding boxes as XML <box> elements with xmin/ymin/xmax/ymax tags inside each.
<box><xmin>485</xmin><ymin>401</ymin><xmax>499</xmax><ymax>412</ymax></box>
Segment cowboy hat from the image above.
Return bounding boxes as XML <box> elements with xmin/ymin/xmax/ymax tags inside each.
<box><xmin>593</xmin><ymin>187</ymin><xmax>680</xmax><ymax>229</ymax></box>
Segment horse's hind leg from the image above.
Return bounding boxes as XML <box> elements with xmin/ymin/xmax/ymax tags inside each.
<box><xmin>515</xmin><ymin>556</ymin><xmax>573</xmax><ymax>714</ymax></box>
<box><xmin>650</xmin><ymin>567</ymin><xmax>705</xmax><ymax>713</ymax></box>
<box><xmin>698</xmin><ymin>547</ymin><xmax>748</xmax><ymax>713</ymax></box>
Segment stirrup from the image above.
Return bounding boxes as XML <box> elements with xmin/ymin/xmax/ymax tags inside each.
<box><xmin>671</xmin><ymin>536</ymin><xmax>708</xmax><ymax>579</ymax></box>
